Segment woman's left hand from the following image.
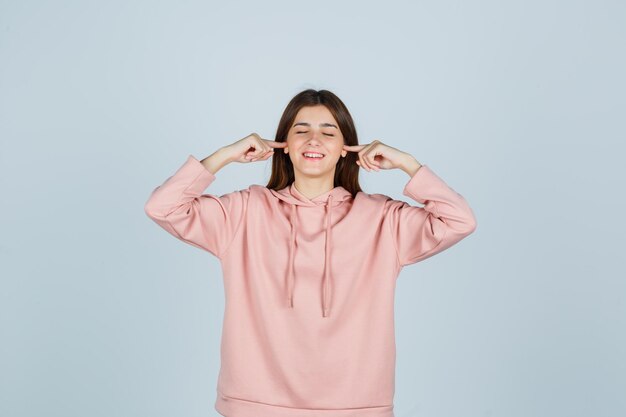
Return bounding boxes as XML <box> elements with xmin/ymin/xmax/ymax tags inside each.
<box><xmin>343</xmin><ymin>140</ymin><xmax>414</xmax><ymax>172</ymax></box>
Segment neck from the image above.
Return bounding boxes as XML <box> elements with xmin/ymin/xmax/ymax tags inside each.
<box><xmin>293</xmin><ymin>177</ymin><xmax>335</xmax><ymax>200</ymax></box>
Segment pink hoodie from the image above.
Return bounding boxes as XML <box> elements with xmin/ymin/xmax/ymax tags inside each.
<box><xmin>144</xmin><ymin>154</ymin><xmax>477</xmax><ymax>417</ymax></box>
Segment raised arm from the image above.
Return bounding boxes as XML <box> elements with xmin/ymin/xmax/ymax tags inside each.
<box><xmin>384</xmin><ymin>159</ymin><xmax>477</xmax><ymax>267</ymax></box>
<box><xmin>343</xmin><ymin>141</ymin><xmax>477</xmax><ymax>267</ymax></box>
<box><xmin>144</xmin><ymin>134</ymin><xmax>287</xmax><ymax>258</ymax></box>
<box><xmin>143</xmin><ymin>149</ymin><xmax>248</xmax><ymax>258</ymax></box>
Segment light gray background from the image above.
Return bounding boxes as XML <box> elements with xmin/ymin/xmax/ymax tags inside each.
<box><xmin>1</xmin><ymin>1</ymin><xmax>624</xmax><ymax>417</ymax></box>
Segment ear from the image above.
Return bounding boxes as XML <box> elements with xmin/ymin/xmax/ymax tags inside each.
<box><xmin>284</xmin><ymin>147</ymin><xmax>289</xmax><ymax>154</ymax></box>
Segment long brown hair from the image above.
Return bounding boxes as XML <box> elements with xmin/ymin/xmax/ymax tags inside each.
<box><xmin>266</xmin><ymin>89</ymin><xmax>362</xmax><ymax>196</ymax></box>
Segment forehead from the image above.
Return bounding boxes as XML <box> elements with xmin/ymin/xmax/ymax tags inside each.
<box><xmin>292</xmin><ymin>105</ymin><xmax>338</xmax><ymax>127</ymax></box>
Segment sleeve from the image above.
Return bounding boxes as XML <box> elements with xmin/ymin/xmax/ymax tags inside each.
<box><xmin>143</xmin><ymin>154</ymin><xmax>249</xmax><ymax>259</ymax></box>
<box><xmin>384</xmin><ymin>165</ymin><xmax>477</xmax><ymax>267</ymax></box>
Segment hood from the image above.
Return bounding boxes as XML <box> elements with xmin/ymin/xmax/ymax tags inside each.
<box><xmin>269</xmin><ymin>183</ymin><xmax>353</xmax><ymax>317</ymax></box>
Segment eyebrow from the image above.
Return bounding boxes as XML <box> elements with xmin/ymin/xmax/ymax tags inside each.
<box><xmin>292</xmin><ymin>122</ymin><xmax>338</xmax><ymax>129</ymax></box>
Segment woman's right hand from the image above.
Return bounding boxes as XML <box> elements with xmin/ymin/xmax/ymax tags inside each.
<box><xmin>224</xmin><ymin>133</ymin><xmax>287</xmax><ymax>163</ymax></box>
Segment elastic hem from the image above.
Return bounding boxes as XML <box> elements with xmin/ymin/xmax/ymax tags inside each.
<box><xmin>215</xmin><ymin>391</ymin><xmax>394</xmax><ymax>417</ymax></box>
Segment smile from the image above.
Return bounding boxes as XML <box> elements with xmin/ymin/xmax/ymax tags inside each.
<box><xmin>302</xmin><ymin>152</ymin><xmax>325</xmax><ymax>160</ymax></box>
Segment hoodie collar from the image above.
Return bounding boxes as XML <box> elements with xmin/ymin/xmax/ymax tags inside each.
<box><xmin>269</xmin><ymin>183</ymin><xmax>352</xmax><ymax>317</ymax></box>
<box><xmin>271</xmin><ymin>182</ymin><xmax>351</xmax><ymax>207</ymax></box>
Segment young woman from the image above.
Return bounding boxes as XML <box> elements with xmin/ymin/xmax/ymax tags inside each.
<box><xmin>144</xmin><ymin>89</ymin><xmax>477</xmax><ymax>417</ymax></box>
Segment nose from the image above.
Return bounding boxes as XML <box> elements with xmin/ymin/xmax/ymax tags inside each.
<box><xmin>306</xmin><ymin>131</ymin><xmax>322</xmax><ymax>144</ymax></box>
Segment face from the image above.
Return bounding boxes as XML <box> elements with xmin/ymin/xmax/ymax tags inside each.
<box><xmin>285</xmin><ymin>105</ymin><xmax>347</xmax><ymax>180</ymax></box>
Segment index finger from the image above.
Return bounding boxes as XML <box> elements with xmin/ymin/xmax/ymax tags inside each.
<box><xmin>343</xmin><ymin>144</ymin><xmax>366</xmax><ymax>152</ymax></box>
<box><xmin>264</xmin><ymin>140</ymin><xmax>288</xmax><ymax>148</ymax></box>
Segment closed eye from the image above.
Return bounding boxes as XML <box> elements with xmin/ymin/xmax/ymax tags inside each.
<box><xmin>296</xmin><ymin>131</ymin><xmax>334</xmax><ymax>137</ymax></box>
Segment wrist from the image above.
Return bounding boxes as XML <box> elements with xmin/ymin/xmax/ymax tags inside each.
<box><xmin>201</xmin><ymin>147</ymin><xmax>232</xmax><ymax>174</ymax></box>
<box><xmin>399</xmin><ymin>154</ymin><xmax>422</xmax><ymax>177</ymax></box>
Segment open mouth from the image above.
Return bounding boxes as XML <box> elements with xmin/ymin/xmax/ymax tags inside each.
<box><xmin>302</xmin><ymin>152</ymin><xmax>325</xmax><ymax>160</ymax></box>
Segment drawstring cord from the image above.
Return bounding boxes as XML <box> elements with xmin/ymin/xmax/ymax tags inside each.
<box><xmin>286</xmin><ymin>194</ymin><xmax>334</xmax><ymax>317</ymax></box>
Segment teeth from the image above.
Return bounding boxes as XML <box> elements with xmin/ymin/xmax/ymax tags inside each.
<box><xmin>303</xmin><ymin>153</ymin><xmax>324</xmax><ymax>158</ymax></box>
